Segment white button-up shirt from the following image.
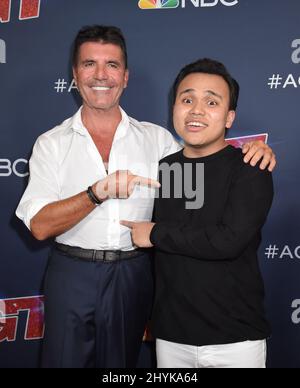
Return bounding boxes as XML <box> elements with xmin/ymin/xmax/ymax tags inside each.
<box><xmin>16</xmin><ymin>107</ymin><xmax>181</xmax><ymax>250</ymax></box>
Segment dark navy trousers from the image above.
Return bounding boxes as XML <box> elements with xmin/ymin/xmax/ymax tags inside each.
<box><xmin>41</xmin><ymin>247</ymin><xmax>153</xmax><ymax>368</ymax></box>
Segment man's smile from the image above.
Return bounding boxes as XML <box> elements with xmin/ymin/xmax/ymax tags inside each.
<box><xmin>185</xmin><ymin>121</ymin><xmax>208</xmax><ymax>132</ymax></box>
<box><xmin>91</xmin><ymin>86</ymin><xmax>113</xmax><ymax>91</ymax></box>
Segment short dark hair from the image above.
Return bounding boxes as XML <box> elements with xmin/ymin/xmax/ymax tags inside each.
<box><xmin>172</xmin><ymin>58</ymin><xmax>239</xmax><ymax>110</ymax></box>
<box><xmin>72</xmin><ymin>25</ymin><xmax>128</xmax><ymax>68</ymax></box>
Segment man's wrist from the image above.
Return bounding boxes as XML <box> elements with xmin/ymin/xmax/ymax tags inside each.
<box><xmin>87</xmin><ymin>186</ymin><xmax>103</xmax><ymax>206</ymax></box>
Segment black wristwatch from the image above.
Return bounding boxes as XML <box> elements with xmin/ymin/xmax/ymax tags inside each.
<box><xmin>87</xmin><ymin>186</ymin><xmax>103</xmax><ymax>206</ymax></box>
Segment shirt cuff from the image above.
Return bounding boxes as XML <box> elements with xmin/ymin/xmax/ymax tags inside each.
<box><xmin>16</xmin><ymin>199</ymin><xmax>54</xmax><ymax>230</ymax></box>
<box><xmin>150</xmin><ymin>223</ymin><xmax>166</xmax><ymax>247</ymax></box>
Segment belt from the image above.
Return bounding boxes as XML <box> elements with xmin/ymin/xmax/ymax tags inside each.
<box><xmin>55</xmin><ymin>243</ymin><xmax>146</xmax><ymax>262</ymax></box>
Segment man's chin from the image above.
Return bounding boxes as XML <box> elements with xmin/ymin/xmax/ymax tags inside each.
<box><xmin>84</xmin><ymin>101</ymin><xmax>118</xmax><ymax>112</ymax></box>
<box><xmin>183</xmin><ymin>140</ymin><xmax>206</xmax><ymax>149</ymax></box>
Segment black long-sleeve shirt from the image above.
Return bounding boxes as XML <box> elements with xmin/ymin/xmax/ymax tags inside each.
<box><xmin>150</xmin><ymin>145</ymin><xmax>274</xmax><ymax>346</ymax></box>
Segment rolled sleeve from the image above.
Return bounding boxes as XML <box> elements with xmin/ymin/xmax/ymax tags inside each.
<box><xmin>16</xmin><ymin>136</ymin><xmax>60</xmax><ymax>230</ymax></box>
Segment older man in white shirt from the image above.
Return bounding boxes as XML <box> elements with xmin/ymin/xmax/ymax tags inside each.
<box><xmin>16</xmin><ymin>25</ymin><xmax>276</xmax><ymax>368</ymax></box>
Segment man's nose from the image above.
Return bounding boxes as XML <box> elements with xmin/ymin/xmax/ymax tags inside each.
<box><xmin>94</xmin><ymin>64</ymin><xmax>109</xmax><ymax>80</ymax></box>
<box><xmin>190</xmin><ymin>102</ymin><xmax>205</xmax><ymax>116</ymax></box>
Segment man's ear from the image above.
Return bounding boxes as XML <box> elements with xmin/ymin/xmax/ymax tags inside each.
<box><xmin>124</xmin><ymin>69</ymin><xmax>129</xmax><ymax>89</ymax></box>
<box><xmin>72</xmin><ymin>67</ymin><xmax>77</xmax><ymax>85</ymax></box>
<box><xmin>226</xmin><ymin>110</ymin><xmax>236</xmax><ymax>130</ymax></box>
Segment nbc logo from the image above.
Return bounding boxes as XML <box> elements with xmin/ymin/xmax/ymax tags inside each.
<box><xmin>139</xmin><ymin>0</ymin><xmax>239</xmax><ymax>9</ymax></box>
<box><xmin>139</xmin><ymin>0</ymin><xmax>179</xmax><ymax>9</ymax></box>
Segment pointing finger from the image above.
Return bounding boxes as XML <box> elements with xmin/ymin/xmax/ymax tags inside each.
<box><xmin>132</xmin><ymin>176</ymin><xmax>161</xmax><ymax>189</ymax></box>
<box><xmin>120</xmin><ymin>220</ymin><xmax>135</xmax><ymax>229</ymax></box>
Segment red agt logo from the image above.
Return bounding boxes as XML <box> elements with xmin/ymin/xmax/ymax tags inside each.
<box><xmin>0</xmin><ymin>295</ymin><xmax>151</xmax><ymax>343</ymax></box>
<box><xmin>226</xmin><ymin>133</ymin><xmax>268</xmax><ymax>148</ymax></box>
<box><xmin>0</xmin><ymin>296</ymin><xmax>44</xmax><ymax>342</ymax></box>
<box><xmin>0</xmin><ymin>0</ymin><xmax>41</xmax><ymax>23</ymax></box>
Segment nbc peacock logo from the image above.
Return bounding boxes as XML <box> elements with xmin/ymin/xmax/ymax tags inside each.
<box><xmin>138</xmin><ymin>0</ymin><xmax>179</xmax><ymax>10</ymax></box>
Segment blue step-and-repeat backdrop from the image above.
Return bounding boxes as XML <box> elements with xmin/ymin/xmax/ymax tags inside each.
<box><xmin>0</xmin><ymin>0</ymin><xmax>299</xmax><ymax>368</ymax></box>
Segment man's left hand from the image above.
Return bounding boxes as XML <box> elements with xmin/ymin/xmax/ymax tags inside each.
<box><xmin>120</xmin><ymin>221</ymin><xmax>155</xmax><ymax>248</ymax></box>
<box><xmin>242</xmin><ymin>140</ymin><xmax>276</xmax><ymax>172</ymax></box>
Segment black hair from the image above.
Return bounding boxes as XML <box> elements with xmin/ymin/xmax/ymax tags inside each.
<box><xmin>72</xmin><ymin>25</ymin><xmax>128</xmax><ymax>68</ymax></box>
<box><xmin>172</xmin><ymin>58</ymin><xmax>239</xmax><ymax>110</ymax></box>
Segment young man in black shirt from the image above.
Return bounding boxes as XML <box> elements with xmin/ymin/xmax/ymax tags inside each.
<box><xmin>121</xmin><ymin>59</ymin><xmax>274</xmax><ymax>368</ymax></box>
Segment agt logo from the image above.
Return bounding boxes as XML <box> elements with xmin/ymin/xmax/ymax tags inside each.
<box><xmin>226</xmin><ymin>133</ymin><xmax>268</xmax><ymax>148</ymax></box>
<box><xmin>0</xmin><ymin>296</ymin><xmax>44</xmax><ymax>342</ymax></box>
<box><xmin>0</xmin><ymin>0</ymin><xmax>41</xmax><ymax>23</ymax></box>
<box><xmin>138</xmin><ymin>0</ymin><xmax>238</xmax><ymax>9</ymax></box>
<box><xmin>0</xmin><ymin>38</ymin><xmax>5</xmax><ymax>63</ymax></box>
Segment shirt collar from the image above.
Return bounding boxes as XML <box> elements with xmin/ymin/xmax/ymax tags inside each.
<box><xmin>70</xmin><ymin>106</ymin><xmax>130</xmax><ymax>139</ymax></box>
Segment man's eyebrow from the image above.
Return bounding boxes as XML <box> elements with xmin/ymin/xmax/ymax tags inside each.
<box><xmin>205</xmin><ymin>90</ymin><xmax>223</xmax><ymax>100</ymax></box>
<box><xmin>179</xmin><ymin>88</ymin><xmax>195</xmax><ymax>96</ymax></box>
<box><xmin>81</xmin><ymin>59</ymin><xmax>95</xmax><ymax>63</ymax></box>
<box><xmin>80</xmin><ymin>59</ymin><xmax>122</xmax><ymax>65</ymax></box>
<box><xmin>179</xmin><ymin>89</ymin><xmax>223</xmax><ymax>100</ymax></box>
